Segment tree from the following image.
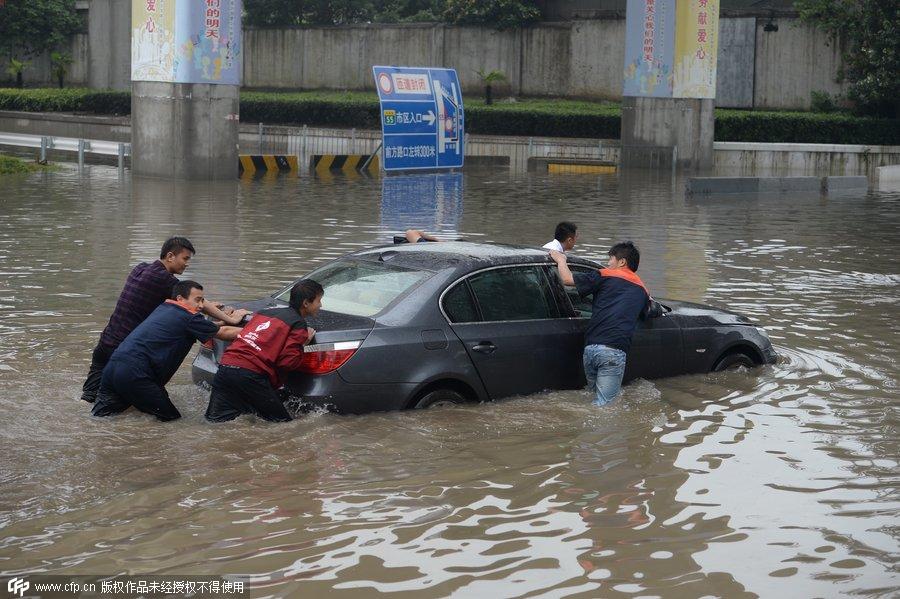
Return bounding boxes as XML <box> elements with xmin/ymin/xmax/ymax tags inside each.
<box><xmin>5</xmin><ymin>58</ymin><xmax>27</xmax><ymax>88</ymax></box>
<box><xmin>796</xmin><ymin>0</ymin><xmax>900</xmax><ymax>118</ymax></box>
<box><xmin>244</xmin><ymin>0</ymin><xmax>380</xmax><ymax>26</ymax></box>
<box><xmin>444</xmin><ymin>0</ymin><xmax>541</xmax><ymax>30</ymax></box>
<box><xmin>0</xmin><ymin>0</ymin><xmax>80</xmax><ymax>58</ymax></box>
<box><xmin>0</xmin><ymin>0</ymin><xmax>80</xmax><ymax>87</ymax></box>
<box><xmin>476</xmin><ymin>68</ymin><xmax>506</xmax><ymax>105</ymax></box>
<box><xmin>51</xmin><ymin>51</ymin><xmax>72</xmax><ymax>89</ymax></box>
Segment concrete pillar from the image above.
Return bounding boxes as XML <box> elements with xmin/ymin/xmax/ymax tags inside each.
<box><xmin>621</xmin><ymin>96</ymin><xmax>716</xmax><ymax>170</ymax></box>
<box><xmin>88</xmin><ymin>0</ymin><xmax>132</xmax><ymax>90</ymax></box>
<box><xmin>132</xmin><ymin>81</ymin><xmax>239</xmax><ymax>180</ymax></box>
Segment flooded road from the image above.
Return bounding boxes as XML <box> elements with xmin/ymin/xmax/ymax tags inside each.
<box><xmin>1</xmin><ymin>165</ymin><xmax>898</xmax><ymax>597</ymax></box>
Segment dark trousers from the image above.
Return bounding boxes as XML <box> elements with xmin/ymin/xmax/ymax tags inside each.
<box><xmin>81</xmin><ymin>341</ymin><xmax>115</xmax><ymax>403</ymax></box>
<box><xmin>92</xmin><ymin>360</ymin><xmax>181</xmax><ymax>421</ymax></box>
<box><xmin>206</xmin><ymin>365</ymin><xmax>292</xmax><ymax>423</ymax></box>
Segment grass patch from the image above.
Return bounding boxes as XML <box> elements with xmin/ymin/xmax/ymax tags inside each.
<box><xmin>0</xmin><ymin>154</ymin><xmax>52</xmax><ymax>174</ymax></box>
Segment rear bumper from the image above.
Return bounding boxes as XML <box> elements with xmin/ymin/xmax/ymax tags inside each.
<box><xmin>191</xmin><ymin>350</ymin><xmax>416</xmax><ymax>415</ymax></box>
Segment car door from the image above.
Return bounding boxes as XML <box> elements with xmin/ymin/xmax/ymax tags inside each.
<box><xmin>443</xmin><ymin>265</ymin><xmax>581</xmax><ymax>400</ymax></box>
<box><xmin>562</xmin><ymin>265</ymin><xmax>684</xmax><ymax>382</ymax></box>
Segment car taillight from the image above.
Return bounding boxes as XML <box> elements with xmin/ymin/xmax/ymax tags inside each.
<box><xmin>297</xmin><ymin>341</ymin><xmax>361</xmax><ymax>374</ymax></box>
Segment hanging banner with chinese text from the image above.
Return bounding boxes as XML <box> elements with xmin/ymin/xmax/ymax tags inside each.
<box><xmin>673</xmin><ymin>0</ymin><xmax>719</xmax><ymax>98</ymax></box>
<box><xmin>623</xmin><ymin>0</ymin><xmax>676</xmax><ymax>98</ymax></box>
<box><xmin>132</xmin><ymin>0</ymin><xmax>177</xmax><ymax>82</ymax></box>
<box><xmin>622</xmin><ymin>0</ymin><xmax>718</xmax><ymax>99</ymax></box>
<box><xmin>132</xmin><ymin>0</ymin><xmax>242</xmax><ymax>85</ymax></box>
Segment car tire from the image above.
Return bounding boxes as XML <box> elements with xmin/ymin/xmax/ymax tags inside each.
<box><xmin>414</xmin><ymin>388</ymin><xmax>466</xmax><ymax>409</ymax></box>
<box><xmin>712</xmin><ymin>351</ymin><xmax>757</xmax><ymax>372</ymax></box>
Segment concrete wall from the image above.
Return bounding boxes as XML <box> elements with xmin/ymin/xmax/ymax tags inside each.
<box><xmin>240</xmin><ymin>19</ymin><xmax>844</xmax><ymax>110</ymax></box>
<box><xmin>88</xmin><ymin>0</ymin><xmax>131</xmax><ymax>90</ymax></box>
<box><xmin>754</xmin><ymin>20</ymin><xmax>846</xmax><ymax>110</ymax></box>
<box><xmin>716</xmin><ymin>18</ymin><xmax>755</xmax><ymax>108</ymax></box>
<box><xmin>0</xmin><ymin>33</ymin><xmax>90</xmax><ymax>88</ymax></box>
<box><xmin>2</xmin><ymin>6</ymin><xmax>848</xmax><ymax>111</ymax></box>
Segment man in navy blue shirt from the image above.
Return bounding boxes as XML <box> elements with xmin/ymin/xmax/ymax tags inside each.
<box><xmin>550</xmin><ymin>242</ymin><xmax>651</xmax><ymax>405</ymax></box>
<box><xmin>92</xmin><ymin>280</ymin><xmax>242</xmax><ymax>421</ymax></box>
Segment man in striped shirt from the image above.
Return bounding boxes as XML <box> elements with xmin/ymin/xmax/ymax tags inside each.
<box><xmin>80</xmin><ymin>237</ymin><xmax>249</xmax><ymax>403</ymax></box>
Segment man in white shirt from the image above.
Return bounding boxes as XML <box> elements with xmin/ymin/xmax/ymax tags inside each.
<box><xmin>543</xmin><ymin>222</ymin><xmax>578</xmax><ymax>253</ymax></box>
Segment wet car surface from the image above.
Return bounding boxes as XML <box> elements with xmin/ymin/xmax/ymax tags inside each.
<box><xmin>192</xmin><ymin>241</ymin><xmax>777</xmax><ymax>413</ymax></box>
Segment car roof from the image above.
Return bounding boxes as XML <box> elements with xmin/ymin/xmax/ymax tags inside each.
<box><xmin>347</xmin><ymin>241</ymin><xmax>600</xmax><ymax>272</ymax></box>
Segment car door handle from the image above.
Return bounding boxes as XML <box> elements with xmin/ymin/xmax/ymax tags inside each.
<box><xmin>472</xmin><ymin>342</ymin><xmax>497</xmax><ymax>354</ymax></box>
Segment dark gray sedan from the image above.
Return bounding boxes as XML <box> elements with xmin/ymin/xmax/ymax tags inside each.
<box><xmin>192</xmin><ymin>242</ymin><xmax>777</xmax><ymax>413</ymax></box>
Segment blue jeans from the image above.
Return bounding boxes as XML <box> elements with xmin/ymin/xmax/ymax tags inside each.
<box><xmin>583</xmin><ymin>344</ymin><xmax>627</xmax><ymax>406</ymax></box>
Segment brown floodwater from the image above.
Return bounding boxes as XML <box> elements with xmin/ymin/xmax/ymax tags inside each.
<box><xmin>0</xmin><ymin>164</ymin><xmax>898</xmax><ymax>597</ymax></box>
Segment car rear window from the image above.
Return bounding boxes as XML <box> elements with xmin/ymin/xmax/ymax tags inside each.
<box><xmin>275</xmin><ymin>260</ymin><xmax>429</xmax><ymax>317</ymax></box>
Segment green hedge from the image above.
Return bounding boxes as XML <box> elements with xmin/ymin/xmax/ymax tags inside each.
<box><xmin>715</xmin><ymin>109</ymin><xmax>900</xmax><ymax>146</ymax></box>
<box><xmin>2</xmin><ymin>88</ymin><xmax>899</xmax><ymax>145</ymax></box>
<box><xmin>0</xmin><ymin>88</ymin><xmax>130</xmax><ymax>114</ymax></box>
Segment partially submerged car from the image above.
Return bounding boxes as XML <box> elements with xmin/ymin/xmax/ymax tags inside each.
<box><xmin>193</xmin><ymin>242</ymin><xmax>777</xmax><ymax>413</ymax></box>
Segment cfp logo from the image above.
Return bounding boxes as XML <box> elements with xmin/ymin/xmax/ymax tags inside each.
<box><xmin>7</xmin><ymin>578</ymin><xmax>29</xmax><ymax>598</ymax></box>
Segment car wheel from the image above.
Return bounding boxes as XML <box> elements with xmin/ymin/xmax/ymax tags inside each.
<box><xmin>414</xmin><ymin>388</ymin><xmax>466</xmax><ymax>409</ymax></box>
<box><xmin>712</xmin><ymin>352</ymin><xmax>756</xmax><ymax>372</ymax></box>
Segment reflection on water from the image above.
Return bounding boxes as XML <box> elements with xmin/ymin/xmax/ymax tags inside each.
<box><xmin>0</xmin><ymin>164</ymin><xmax>898</xmax><ymax>597</ymax></box>
<box><xmin>381</xmin><ymin>173</ymin><xmax>463</xmax><ymax>240</ymax></box>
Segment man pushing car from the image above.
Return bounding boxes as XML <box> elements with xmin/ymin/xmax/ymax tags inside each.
<box><xmin>92</xmin><ymin>280</ymin><xmax>243</xmax><ymax>421</ymax></box>
<box><xmin>205</xmin><ymin>279</ymin><xmax>323</xmax><ymax>423</ymax></box>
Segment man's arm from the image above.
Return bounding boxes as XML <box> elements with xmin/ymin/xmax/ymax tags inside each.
<box><xmin>405</xmin><ymin>229</ymin><xmax>439</xmax><ymax>243</ymax></box>
<box><xmin>214</xmin><ymin>325</ymin><xmax>243</xmax><ymax>341</ymax></box>
<box><xmin>549</xmin><ymin>250</ymin><xmax>575</xmax><ymax>286</ymax></box>
<box><xmin>275</xmin><ymin>327</ymin><xmax>313</xmax><ymax>371</ymax></box>
<box><xmin>203</xmin><ymin>302</ymin><xmax>251</xmax><ymax>326</ymax></box>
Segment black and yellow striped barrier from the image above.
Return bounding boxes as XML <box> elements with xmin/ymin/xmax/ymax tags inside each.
<box><xmin>311</xmin><ymin>154</ymin><xmax>380</xmax><ymax>175</ymax></box>
<box><xmin>239</xmin><ymin>155</ymin><xmax>299</xmax><ymax>176</ymax></box>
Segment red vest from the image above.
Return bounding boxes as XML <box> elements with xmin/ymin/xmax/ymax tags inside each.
<box><xmin>221</xmin><ymin>307</ymin><xmax>309</xmax><ymax>388</ymax></box>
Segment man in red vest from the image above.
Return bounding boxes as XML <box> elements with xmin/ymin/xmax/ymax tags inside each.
<box><xmin>205</xmin><ymin>280</ymin><xmax>323</xmax><ymax>422</ymax></box>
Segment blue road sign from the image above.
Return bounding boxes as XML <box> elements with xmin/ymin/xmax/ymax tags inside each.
<box><xmin>373</xmin><ymin>66</ymin><xmax>465</xmax><ymax>171</ymax></box>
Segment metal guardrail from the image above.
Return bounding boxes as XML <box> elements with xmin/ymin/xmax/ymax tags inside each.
<box><xmin>0</xmin><ymin>132</ymin><xmax>131</xmax><ymax>172</ymax></box>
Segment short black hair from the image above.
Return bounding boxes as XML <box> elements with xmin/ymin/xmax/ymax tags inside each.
<box><xmin>160</xmin><ymin>237</ymin><xmax>195</xmax><ymax>259</ymax></box>
<box><xmin>172</xmin><ymin>279</ymin><xmax>203</xmax><ymax>300</ymax></box>
<box><xmin>609</xmin><ymin>241</ymin><xmax>640</xmax><ymax>271</ymax></box>
<box><xmin>289</xmin><ymin>279</ymin><xmax>324</xmax><ymax>310</ymax></box>
<box><xmin>554</xmin><ymin>221</ymin><xmax>578</xmax><ymax>242</ymax></box>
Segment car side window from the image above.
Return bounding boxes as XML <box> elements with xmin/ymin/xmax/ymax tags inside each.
<box><xmin>443</xmin><ymin>281</ymin><xmax>480</xmax><ymax>323</ymax></box>
<box><xmin>566</xmin><ymin>265</ymin><xmax>597</xmax><ymax>318</ymax></box>
<box><xmin>467</xmin><ymin>266</ymin><xmax>559</xmax><ymax>322</ymax></box>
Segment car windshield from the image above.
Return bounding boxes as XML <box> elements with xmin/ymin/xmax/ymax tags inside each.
<box><xmin>275</xmin><ymin>260</ymin><xmax>430</xmax><ymax>317</ymax></box>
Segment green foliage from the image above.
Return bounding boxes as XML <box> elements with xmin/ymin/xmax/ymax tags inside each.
<box><xmin>809</xmin><ymin>90</ymin><xmax>839</xmax><ymax>113</ymax></box>
<box><xmin>243</xmin><ymin>0</ymin><xmax>542</xmax><ymax>28</ymax></box>
<box><xmin>240</xmin><ymin>90</ymin><xmax>381</xmax><ymax>128</ymax></box>
<box><xmin>243</xmin><ymin>0</ymin><xmax>444</xmax><ymax>26</ymax></box>
<box><xmin>796</xmin><ymin>0</ymin><xmax>900</xmax><ymax>117</ymax></box>
<box><xmin>0</xmin><ymin>0</ymin><xmax>81</xmax><ymax>59</ymax></box>
<box><xmin>370</xmin><ymin>1</ymin><xmax>444</xmax><ymax>23</ymax></box>
<box><xmin>476</xmin><ymin>69</ymin><xmax>507</xmax><ymax>85</ymax></box>
<box><xmin>1</xmin><ymin>88</ymin><xmax>898</xmax><ymax>145</ymax></box>
<box><xmin>444</xmin><ymin>0</ymin><xmax>541</xmax><ymax>29</ymax></box>
<box><xmin>476</xmin><ymin>69</ymin><xmax>507</xmax><ymax>105</ymax></box>
<box><xmin>5</xmin><ymin>58</ymin><xmax>27</xmax><ymax>78</ymax></box>
<box><xmin>715</xmin><ymin>109</ymin><xmax>900</xmax><ymax>145</ymax></box>
<box><xmin>50</xmin><ymin>51</ymin><xmax>73</xmax><ymax>89</ymax></box>
<box><xmin>0</xmin><ymin>154</ymin><xmax>45</xmax><ymax>174</ymax></box>
<box><xmin>0</xmin><ymin>88</ymin><xmax>130</xmax><ymax>114</ymax></box>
